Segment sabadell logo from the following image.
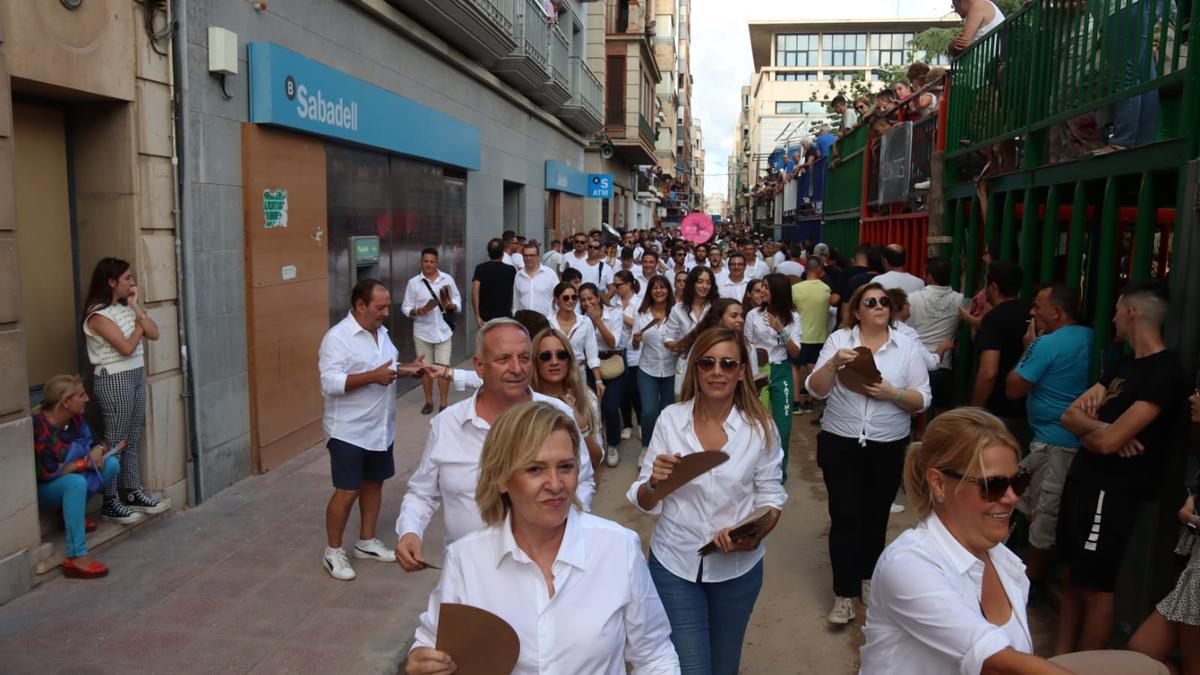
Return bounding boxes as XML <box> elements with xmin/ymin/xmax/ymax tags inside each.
<box><xmin>284</xmin><ymin>74</ymin><xmax>359</xmax><ymax>132</ymax></box>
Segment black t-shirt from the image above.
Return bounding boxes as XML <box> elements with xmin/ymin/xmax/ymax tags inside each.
<box><xmin>835</xmin><ymin>265</ymin><xmax>866</xmax><ymax>300</ymax></box>
<box><xmin>1070</xmin><ymin>349</ymin><xmax>1185</xmax><ymax>497</ymax></box>
<box><xmin>975</xmin><ymin>298</ymin><xmax>1031</xmax><ymax>418</ymax></box>
<box><xmin>472</xmin><ymin>260</ymin><xmax>516</xmax><ymax>321</ymax></box>
<box><xmin>844</xmin><ymin>270</ymin><xmax>877</xmax><ymax>306</ymax></box>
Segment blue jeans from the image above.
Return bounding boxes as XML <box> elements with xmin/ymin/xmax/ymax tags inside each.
<box><xmin>1106</xmin><ymin>0</ymin><xmax>1165</xmax><ymax>148</ymax></box>
<box><xmin>637</xmin><ymin>371</ymin><xmax>676</xmax><ymax>447</ymax></box>
<box><xmin>38</xmin><ymin>459</ymin><xmax>120</xmax><ymax>557</ymax></box>
<box><xmin>649</xmin><ymin>552</ymin><xmax>764</xmax><ymax>675</ymax></box>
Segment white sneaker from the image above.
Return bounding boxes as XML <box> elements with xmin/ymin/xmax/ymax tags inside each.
<box><xmin>323</xmin><ymin>547</ymin><xmax>356</xmax><ymax>580</ymax></box>
<box><xmin>861</xmin><ymin>579</ymin><xmax>871</xmax><ymax>606</ymax></box>
<box><xmin>889</xmin><ymin>502</ymin><xmax>905</xmax><ymax>514</ymax></box>
<box><xmin>605</xmin><ymin>446</ymin><xmax>620</xmax><ymax>468</ymax></box>
<box><xmin>827</xmin><ymin>596</ymin><xmax>856</xmax><ymax>624</ymax></box>
<box><xmin>353</xmin><ymin>538</ymin><xmax>396</xmax><ymax>562</ymax></box>
<box><xmin>621</xmin><ymin>427</ymin><xmax>633</xmax><ymax>440</ymax></box>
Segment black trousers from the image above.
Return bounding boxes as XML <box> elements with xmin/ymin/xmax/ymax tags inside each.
<box><xmin>818</xmin><ymin>431</ymin><xmax>909</xmax><ymax>598</ymax></box>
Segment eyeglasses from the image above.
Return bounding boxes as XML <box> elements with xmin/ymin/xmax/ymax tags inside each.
<box><xmin>574</xmin><ymin>240</ymin><xmax>587</xmax><ymax>246</ymax></box>
<box><xmin>940</xmin><ymin>469</ymin><xmax>1032</xmax><ymax>502</ymax></box>
<box><xmin>695</xmin><ymin>356</ymin><xmax>742</xmax><ymax>373</ymax></box>
<box><xmin>589</xmin><ymin>244</ymin><xmax>602</xmax><ymax>249</ymax></box>
<box><xmin>559</xmin><ymin>294</ymin><xmax>578</xmax><ymax>302</ymax></box>
<box><xmin>537</xmin><ymin>349</ymin><xmax>571</xmax><ymax>362</ymax></box>
<box><xmin>862</xmin><ymin>297</ymin><xmax>892</xmax><ymax>309</ymax></box>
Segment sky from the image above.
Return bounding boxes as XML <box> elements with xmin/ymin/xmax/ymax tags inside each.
<box><xmin>691</xmin><ymin>0</ymin><xmax>951</xmax><ymax>201</ymax></box>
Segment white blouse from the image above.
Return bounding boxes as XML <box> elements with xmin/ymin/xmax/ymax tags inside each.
<box><xmin>596</xmin><ymin>304</ymin><xmax>629</xmax><ymax>352</ymax></box>
<box><xmin>632</xmin><ymin>311</ymin><xmax>677</xmax><ymax>378</ymax></box>
<box><xmin>627</xmin><ymin>399</ymin><xmax>787</xmax><ymax>583</ymax></box>
<box><xmin>805</xmin><ymin>326</ymin><xmax>931</xmax><ymax>445</ymax></box>
<box><xmin>664</xmin><ymin>302</ymin><xmax>710</xmax><ymax>346</ymax></box>
<box><xmin>412</xmin><ymin>509</ymin><xmax>681</xmax><ymax>675</ymax></box>
<box><xmin>861</xmin><ymin>514</ymin><xmax>1033</xmax><ymax>675</ymax></box>
<box><xmin>549</xmin><ymin>313</ymin><xmax>601</xmax><ymax>369</ymax></box>
<box><xmin>743</xmin><ymin>308</ymin><xmax>803</xmax><ymax>365</ymax></box>
<box><xmin>619</xmin><ymin>297</ymin><xmax>641</xmax><ymax>367</ymax></box>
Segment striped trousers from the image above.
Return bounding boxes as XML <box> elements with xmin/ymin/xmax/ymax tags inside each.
<box><xmin>92</xmin><ymin>366</ymin><xmax>147</xmax><ymax>498</ymax></box>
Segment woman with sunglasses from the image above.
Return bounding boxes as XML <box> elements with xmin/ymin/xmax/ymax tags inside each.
<box><xmin>581</xmin><ymin>282</ymin><xmax>629</xmax><ymax>468</ymax></box>
<box><xmin>805</xmin><ymin>282</ymin><xmax>931</xmax><ymax>625</ymax></box>
<box><xmin>631</xmin><ymin>275</ymin><xmax>677</xmax><ymax>456</ymax></box>
<box><xmin>530</xmin><ymin>328</ymin><xmax>603</xmax><ymax>470</ymax></box>
<box><xmin>548</xmin><ymin>282</ymin><xmax>604</xmax><ymax>399</ymax></box>
<box><xmin>744</xmin><ymin>273</ymin><xmax>803</xmax><ymax>483</ymax></box>
<box><xmin>860</xmin><ymin>408</ymin><xmax>1069</xmax><ymax>675</ymax></box>
<box><xmin>628</xmin><ymin>326</ymin><xmax>786</xmax><ymax>675</ymax></box>
<box><xmin>665</xmin><ymin>266</ymin><xmax>717</xmax><ymax>396</ymax></box>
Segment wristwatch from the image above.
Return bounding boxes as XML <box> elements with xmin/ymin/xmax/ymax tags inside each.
<box><xmin>646</xmin><ymin>480</ymin><xmax>657</xmax><ymax>496</ymax></box>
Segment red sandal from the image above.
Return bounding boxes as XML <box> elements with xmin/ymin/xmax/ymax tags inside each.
<box><xmin>85</xmin><ymin>517</ymin><xmax>97</xmax><ymax>533</ymax></box>
<box><xmin>62</xmin><ymin>558</ymin><xmax>109</xmax><ymax>579</ymax></box>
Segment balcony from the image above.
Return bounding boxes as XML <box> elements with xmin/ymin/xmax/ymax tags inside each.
<box><xmin>529</xmin><ymin>24</ymin><xmax>571</xmax><ymax>110</ymax></box>
<box><xmin>638</xmin><ymin>114</ymin><xmax>656</xmax><ymax>146</ymax></box>
<box><xmin>557</xmin><ymin>57</ymin><xmax>603</xmax><ymax>134</ymax></box>
<box><xmin>494</xmin><ymin>0</ymin><xmax>551</xmax><ymax>92</ymax></box>
<box><xmin>386</xmin><ymin>0</ymin><xmax>516</xmax><ymax>68</ymax></box>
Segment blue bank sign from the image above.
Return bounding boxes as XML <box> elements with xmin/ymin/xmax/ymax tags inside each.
<box><xmin>587</xmin><ymin>174</ymin><xmax>613</xmax><ymax>199</ymax></box>
<box><xmin>249</xmin><ymin>43</ymin><xmax>480</xmax><ymax>170</ymax></box>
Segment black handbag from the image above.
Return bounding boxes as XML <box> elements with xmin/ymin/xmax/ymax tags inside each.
<box><xmin>421</xmin><ymin>278</ymin><xmax>456</xmax><ymax>332</ymax></box>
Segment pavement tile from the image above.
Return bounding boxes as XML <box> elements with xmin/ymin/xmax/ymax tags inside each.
<box><xmin>209</xmin><ymin>598</ymin><xmax>307</xmax><ymax>641</ymax></box>
<box><xmin>175</xmin><ymin>563</ymin><xmax>269</xmax><ymax>599</ymax></box>
<box><xmin>91</xmin><ymin>625</ymin><xmax>196</xmax><ymax>669</ymax></box>
<box><xmin>13</xmin><ymin>615</ymin><xmax>122</xmax><ymax>658</ymax></box>
<box><xmin>249</xmin><ymin>572</ymin><xmax>335</xmax><ymax>607</ymax></box>
<box><xmin>0</xmin><ymin>642</ymin><xmax>73</xmax><ymax>674</ymax></box>
<box><xmin>318</xmin><ymin>575</ymin><xmax>408</xmax><ymax>613</ymax></box>
<box><xmin>249</xmin><ymin>644</ymin><xmax>381</xmax><ymax>675</ymax></box>
<box><xmin>124</xmin><ymin>560</ymin><xmax>210</xmax><ymax>594</ymax></box>
<box><xmin>57</xmin><ymin>584</ymin><xmax>170</xmax><ymax>622</ymax></box>
<box><xmin>54</xmin><ymin>661</ymin><xmax>142</xmax><ymax>675</ymax></box>
<box><xmin>284</xmin><ymin>607</ymin><xmax>394</xmax><ymax>648</ymax></box>
<box><xmin>132</xmin><ymin>593</ymin><xmax>238</xmax><ymax>631</ymax></box>
<box><xmin>162</xmin><ymin>633</ymin><xmax>273</xmax><ymax>674</ymax></box>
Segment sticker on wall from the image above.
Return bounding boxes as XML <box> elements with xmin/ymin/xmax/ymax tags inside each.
<box><xmin>281</xmin><ymin>265</ymin><xmax>297</xmax><ymax>280</ymax></box>
<box><xmin>263</xmin><ymin>189</ymin><xmax>289</xmax><ymax>228</ymax></box>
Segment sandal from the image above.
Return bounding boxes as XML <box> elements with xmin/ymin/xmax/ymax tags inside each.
<box><xmin>62</xmin><ymin>557</ymin><xmax>109</xmax><ymax>579</ymax></box>
<box><xmin>85</xmin><ymin>517</ymin><xmax>97</xmax><ymax>533</ymax></box>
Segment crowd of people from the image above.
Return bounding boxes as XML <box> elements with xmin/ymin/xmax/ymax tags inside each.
<box><xmin>33</xmin><ymin>220</ymin><xmax>1198</xmax><ymax>674</ymax></box>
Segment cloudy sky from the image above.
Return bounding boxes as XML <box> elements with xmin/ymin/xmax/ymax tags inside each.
<box><xmin>692</xmin><ymin>0</ymin><xmax>952</xmax><ymax>200</ymax></box>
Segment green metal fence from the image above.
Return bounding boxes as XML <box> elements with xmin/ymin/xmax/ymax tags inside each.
<box><xmin>825</xmin><ymin>123</ymin><xmax>869</xmax><ymax>217</ymax></box>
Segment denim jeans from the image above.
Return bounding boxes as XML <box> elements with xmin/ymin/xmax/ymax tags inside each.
<box><xmin>649</xmin><ymin>552</ymin><xmax>764</xmax><ymax>675</ymax></box>
<box><xmin>637</xmin><ymin>371</ymin><xmax>676</xmax><ymax>447</ymax></box>
<box><xmin>600</xmin><ymin>355</ymin><xmax>628</xmax><ymax>447</ymax></box>
<box><xmin>621</xmin><ymin>365</ymin><xmax>642</xmax><ymax>429</ymax></box>
<box><xmin>38</xmin><ymin>459</ymin><xmax>120</xmax><ymax>557</ymax></box>
<box><xmin>1105</xmin><ymin>0</ymin><xmax>1165</xmax><ymax>148</ymax></box>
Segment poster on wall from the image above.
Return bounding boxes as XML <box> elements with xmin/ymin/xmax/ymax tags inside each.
<box><xmin>263</xmin><ymin>188</ymin><xmax>289</xmax><ymax>228</ymax></box>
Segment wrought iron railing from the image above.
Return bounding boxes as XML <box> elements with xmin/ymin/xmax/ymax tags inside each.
<box><xmin>469</xmin><ymin>0</ymin><xmax>514</xmax><ymax>34</ymax></box>
<box><xmin>549</xmin><ymin>25</ymin><xmax>570</xmax><ymax>90</ymax></box>
<box><xmin>570</xmin><ymin>57</ymin><xmax>603</xmax><ymax>120</ymax></box>
<box><xmin>513</xmin><ymin>0</ymin><xmax>549</xmax><ymax>69</ymax></box>
<box><xmin>638</xmin><ymin>113</ymin><xmax>656</xmax><ymax>145</ymax></box>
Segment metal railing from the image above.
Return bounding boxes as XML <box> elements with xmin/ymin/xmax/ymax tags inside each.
<box><xmin>513</xmin><ymin>0</ymin><xmax>549</xmax><ymax>69</ymax></box>
<box><xmin>638</xmin><ymin>113</ymin><xmax>656</xmax><ymax>145</ymax></box>
<box><xmin>570</xmin><ymin>57</ymin><xmax>603</xmax><ymax>120</ymax></box>
<box><xmin>549</xmin><ymin>25</ymin><xmax>570</xmax><ymax>90</ymax></box>
<box><xmin>824</xmin><ymin>122</ymin><xmax>869</xmax><ymax>216</ymax></box>
<box><xmin>909</xmin><ymin>114</ymin><xmax>937</xmax><ymax>189</ymax></box>
<box><xmin>946</xmin><ymin>0</ymin><xmax>1196</xmax><ymax>162</ymax></box>
<box><xmin>468</xmin><ymin>0</ymin><xmax>514</xmax><ymax>34</ymax></box>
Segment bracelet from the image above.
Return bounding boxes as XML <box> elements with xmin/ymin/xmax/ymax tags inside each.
<box><xmin>893</xmin><ymin>388</ymin><xmax>905</xmax><ymax>402</ymax></box>
<box><xmin>645</xmin><ymin>480</ymin><xmax>657</xmax><ymax>496</ymax></box>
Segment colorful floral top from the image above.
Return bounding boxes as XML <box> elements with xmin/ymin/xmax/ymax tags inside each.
<box><xmin>32</xmin><ymin>412</ymin><xmax>94</xmax><ymax>482</ymax></box>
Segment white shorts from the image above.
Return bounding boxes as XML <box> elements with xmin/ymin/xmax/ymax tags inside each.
<box><xmin>414</xmin><ymin>337</ymin><xmax>452</xmax><ymax>366</ymax></box>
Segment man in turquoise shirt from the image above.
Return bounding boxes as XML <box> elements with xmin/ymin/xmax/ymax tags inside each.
<box><xmin>1005</xmin><ymin>284</ymin><xmax>1093</xmax><ymax>587</ymax></box>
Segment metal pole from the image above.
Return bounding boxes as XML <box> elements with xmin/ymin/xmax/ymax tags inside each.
<box><xmin>1019</xmin><ymin>187</ymin><xmax>1038</xmax><ymax>299</ymax></box>
<box><xmin>1130</xmin><ymin>172</ymin><xmax>1155</xmax><ymax>281</ymax></box>
<box><xmin>950</xmin><ymin>199</ymin><xmax>963</xmax><ymax>291</ymax></box>
<box><xmin>1092</xmin><ymin>176</ymin><xmax>1119</xmax><ymax>380</ymax></box>
<box><xmin>1041</xmin><ymin>184</ymin><xmax>1060</xmax><ymax>284</ymax></box>
<box><xmin>1066</xmin><ymin>181</ymin><xmax>1088</xmax><ymax>291</ymax></box>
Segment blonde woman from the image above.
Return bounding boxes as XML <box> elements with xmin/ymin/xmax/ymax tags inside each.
<box><xmin>629</xmin><ymin>326</ymin><xmax>787</xmax><ymax>674</ymax></box>
<box><xmin>407</xmin><ymin>401</ymin><xmax>679</xmax><ymax>675</ymax></box>
<box><xmin>861</xmin><ymin>408</ymin><xmax>1069</xmax><ymax>675</ymax></box>
<box><xmin>530</xmin><ymin>328</ymin><xmax>603</xmax><ymax>470</ymax></box>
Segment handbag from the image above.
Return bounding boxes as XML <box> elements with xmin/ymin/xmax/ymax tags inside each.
<box><xmin>421</xmin><ymin>278</ymin><xmax>456</xmax><ymax>332</ymax></box>
<box><xmin>599</xmin><ymin>352</ymin><xmax>625</xmax><ymax>380</ymax></box>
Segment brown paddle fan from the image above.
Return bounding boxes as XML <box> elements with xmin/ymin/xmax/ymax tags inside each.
<box><xmin>652</xmin><ymin>451</ymin><xmax>730</xmax><ymax>500</ymax></box>
<box><xmin>435</xmin><ymin>603</ymin><xmax>520</xmax><ymax>675</ymax></box>
<box><xmin>837</xmin><ymin>346</ymin><xmax>882</xmax><ymax>395</ymax></box>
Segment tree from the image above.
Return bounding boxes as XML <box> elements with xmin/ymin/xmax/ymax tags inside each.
<box><xmin>910</xmin><ymin>0</ymin><xmax>1025</xmax><ymax>62</ymax></box>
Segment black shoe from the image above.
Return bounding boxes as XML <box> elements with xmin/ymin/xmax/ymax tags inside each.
<box><xmin>122</xmin><ymin>489</ymin><xmax>170</xmax><ymax>515</ymax></box>
<box><xmin>420</xmin><ymin>403</ymin><xmax>433</xmax><ymax>415</ymax></box>
<box><xmin>101</xmin><ymin>497</ymin><xmax>144</xmax><ymax>524</ymax></box>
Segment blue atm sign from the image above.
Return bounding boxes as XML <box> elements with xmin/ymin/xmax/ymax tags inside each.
<box><xmin>587</xmin><ymin>174</ymin><xmax>613</xmax><ymax>199</ymax></box>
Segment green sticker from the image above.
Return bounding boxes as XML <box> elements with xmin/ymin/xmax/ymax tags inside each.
<box><xmin>263</xmin><ymin>189</ymin><xmax>288</xmax><ymax>228</ymax></box>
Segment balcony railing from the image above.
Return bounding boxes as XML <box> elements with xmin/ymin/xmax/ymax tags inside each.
<box><xmin>514</xmin><ymin>0</ymin><xmax>549</xmax><ymax>71</ymax></box>
<box><xmin>469</xmin><ymin>0</ymin><xmax>514</xmax><ymax>34</ymax></box>
<box><xmin>571</xmin><ymin>57</ymin><xmax>603</xmax><ymax>121</ymax></box>
<box><xmin>638</xmin><ymin>114</ymin><xmax>656</xmax><ymax>145</ymax></box>
<box><xmin>549</xmin><ymin>25</ymin><xmax>570</xmax><ymax>91</ymax></box>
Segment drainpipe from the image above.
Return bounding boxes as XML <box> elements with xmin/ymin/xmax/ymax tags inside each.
<box><xmin>169</xmin><ymin>0</ymin><xmax>204</xmax><ymax>504</ymax></box>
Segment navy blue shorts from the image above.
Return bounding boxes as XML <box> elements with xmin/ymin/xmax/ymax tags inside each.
<box><xmin>790</xmin><ymin>343</ymin><xmax>823</xmax><ymax>367</ymax></box>
<box><xmin>327</xmin><ymin>438</ymin><xmax>395</xmax><ymax>491</ymax></box>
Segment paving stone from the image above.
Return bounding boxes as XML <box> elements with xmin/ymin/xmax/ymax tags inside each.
<box><xmin>164</xmin><ymin>633</ymin><xmax>273</xmax><ymax>673</ymax></box>
<box><xmin>210</xmin><ymin>598</ymin><xmax>308</xmax><ymax>641</ymax></box>
<box><xmin>133</xmin><ymin>593</ymin><xmax>238</xmax><ymax>630</ymax></box>
<box><xmin>91</xmin><ymin>625</ymin><xmax>196</xmax><ymax>669</ymax></box>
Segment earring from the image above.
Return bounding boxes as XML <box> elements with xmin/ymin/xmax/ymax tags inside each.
<box><xmin>935</xmin><ymin>494</ymin><xmax>945</xmax><ymax>504</ymax></box>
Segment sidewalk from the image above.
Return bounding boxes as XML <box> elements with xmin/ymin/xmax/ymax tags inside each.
<box><xmin>0</xmin><ymin>378</ymin><xmax>468</xmax><ymax>675</ymax></box>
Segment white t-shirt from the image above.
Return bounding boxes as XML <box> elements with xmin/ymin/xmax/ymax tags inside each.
<box><xmin>873</xmin><ymin>270</ymin><xmax>926</xmax><ymax>295</ymax></box>
<box><xmin>774</xmin><ymin>260</ymin><xmax>806</xmax><ymax>278</ymax></box>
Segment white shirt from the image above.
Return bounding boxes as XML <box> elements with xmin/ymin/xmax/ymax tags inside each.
<box><xmin>772</xmin><ymin>250</ymin><xmax>787</xmax><ymax>269</ymax></box>
<box><xmin>317</xmin><ymin>312</ymin><xmax>399</xmax><ymax>451</ymax></box>
<box><xmin>627</xmin><ymin>399</ymin><xmax>787</xmax><ymax>583</ymax></box>
<box><xmin>861</xmin><ymin>514</ymin><xmax>1033</xmax><ymax>675</ymax></box>
<box><xmin>542</xmin><ymin>249</ymin><xmax>563</xmax><ymax>271</ymax></box>
<box><xmin>576</xmin><ymin>259</ymin><xmax>615</xmax><ymax>289</ymax></box>
<box><xmin>632</xmin><ymin>310</ymin><xmax>676</xmax><ymax>378</ymax></box>
<box><xmin>560</xmin><ymin>251</ymin><xmax>590</xmax><ymax>274</ymax></box>
<box><xmin>412</xmin><ymin>510</ymin><xmax>680</xmax><ymax>675</ymax></box>
<box><xmin>806</xmin><ymin>326</ymin><xmax>932</xmax><ymax>445</ymax></box>
<box><xmin>774</xmin><ymin>260</ymin><xmax>806</xmax><ymax>277</ymax></box>
<box><xmin>746</xmin><ymin>259</ymin><xmax>770</xmax><ymax>279</ymax></box>
<box><xmin>505</xmin><ymin>251</ymin><xmax>525</xmax><ymax>270</ymax></box>
<box><xmin>744</xmin><ymin>308</ymin><xmax>802</xmax><ymax>365</ymax></box>
<box><xmin>396</xmin><ymin>389</ymin><xmax>596</xmax><ymax>545</ymax></box>
<box><xmin>549</xmin><ymin>314</ymin><xmax>601</xmax><ymax>369</ymax></box>
<box><xmin>512</xmin><ymin>265</ymin><xmax>559</xmax><ymax>317</ymax></box>
<box><xmin>718</xmin><ymin>276</ymin><xmax>749</xmax><ymax>302</ymax></box>
<box><xmin>873</xmin><ymin>270</ymin><xmax>926</xmax><ymax>294</ymax></box>
<box><xmin>621</xmin><ymin>299</ymin><xmax>642</xmax><ymax>367</ymax></box>
<box><xmin>598</xmin><ymin>304</ymin><xmax>629</xmax><ymax>351</ymax></box>
<box><xmin>895</xmin><ymin>321</ymin><xmax>942</xmax><ymax>370</ymax></box>
<box><xmin>664</xmin><ymin>303</ymin><xmax>709</xmax><ymax>346</ymax></box>
<box><xmin>402</xmin><ymin>270</ymin><xmax>461</xmax><ymax>344</ymax></box>
<box><xmin>908</xmin><ymin>285</ymin><xmax>964</xmax><ymax>371</ymax></box>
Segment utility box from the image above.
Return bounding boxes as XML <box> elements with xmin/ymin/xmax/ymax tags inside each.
<box><xmin>208</xmin><ymin>27</ymin><xmax>239</xmax><ymax>75</ymax></box>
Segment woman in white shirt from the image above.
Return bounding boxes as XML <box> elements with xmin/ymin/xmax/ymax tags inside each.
<box><xmin>581</xmin><ymin>281</ymin><xmax>632</xmax><ymax>468</ymax></box>
<box><xmin>628</xmin><ymin>326</ymin><xmax>787</xmax><ymax>675</ymax></box>
<box><xmin>529</xmin><ymin>328</ymin><xmax>603</xmax><ymax>471</ymax></box>
<box><xmin>666</xmin><ymin>267</ymin><xmax>716</xmax><ymax>396</ymax></box>
<box><xmin>548</xmin><ymin>282</ymin><xmax>603</xmax><ymax>395</ymax></box>
<box><xmin>407</xmin><ymin>401</ymin><xmax>680</xmax><ymax>675</ymax></box>
<box><xmin>860</xmin><ymin>407</ymin><xmax>1069</xmax><ymax>675</ymax></box>
<box><xmin>614</xmin><ymin>271</ymin><xmax>644</xmax><ymax>447</ymax></box>
<box><xmin>805</xmin><ymin>282</ymin><xmax>932</xmax><ymax>625</ymax></box>
<box><xmin>743</xmin><ymin>273</ymin><xmax>803</xmax><ymax>483</ymax></box>
<box><xmin>631</xmin><ymin>276</ymin><xmax>677</xmax><ymax>455</ymax></box>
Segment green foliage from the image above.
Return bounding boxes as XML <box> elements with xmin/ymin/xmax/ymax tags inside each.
<box><xmin>910</xmin><ymin>0</ymin><xmax>1024</xmax><ymax>61</ymax></box>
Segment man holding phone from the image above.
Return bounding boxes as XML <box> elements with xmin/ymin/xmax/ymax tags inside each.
<box><xmin>403</xmin><ymin>248</ymin><xmax>461</xmax><ymax>415</ymax></box>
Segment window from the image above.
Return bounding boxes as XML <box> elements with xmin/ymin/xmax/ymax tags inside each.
<box><xmin>826</xmin><ymin>71</ymin><xmax>859</xmax><ymax>82</ymax></box>
<box><xmin>775</xmin><ymin>34</ymin><xmax>819</xmax><ymax>68</ymax></box>
<box><xmin>776</xmin><ymin>72</ymin><xmax>818</xmax><ymax>81</ymax></box>
<box><xmin>606</xmin><ymin>55</ymin><xmax>626</xmax><ymax>126</ymax></box>
<box><xmin>825</xmin><ymin>33</ymin><xmax>867</xmax><ymax>67</ymax></box>
<box><xmin>871</xmin><ymin>32</ymin><xmax>914</xmax><ymax>67</ymax></box>
<box><xmin>775</xmin><ymin>101</ymin><xmax>827</xmax><ymax>115</ymax></box>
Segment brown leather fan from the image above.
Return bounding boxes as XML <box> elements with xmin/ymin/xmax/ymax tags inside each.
<box><xmin>837</xmin><ymin>346</ymin><xmax>882</xmax><ymax>395</ymax></box>
<box><xmin>436</xmin><ymin>603</ymin><xmax>520</xmax><ymax>675</ymax></box>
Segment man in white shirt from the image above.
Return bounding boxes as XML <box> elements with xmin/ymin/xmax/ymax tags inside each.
<box><xmin>873</xmin><ymin>244</ymin><xmax>926</xmax><ymax>294</ymax></box>
<box><xmin>512</xmin><ymin>242</ymin><xmax>559</xmax><ymax>317</ymax></box>
<box><xmin>771</xmin><ymin>241</ymin><xmax>788</xmax><ymax>271</ymax></box>
<box><xmin>577</xmin><ymin>238</ymin><xmax>615</xmax><ymax>290</ymax></box>
<box><xmin>707</xmin><ymin>245</ymin><xmax>727</xmax><ymax>282</ymax></box>
<box><xmin>718</xmin><ymin>253</ymin><xmax>750</xmax><ymax>301</ymax></box>
<box><xmin>906</xmin><ymin>257</ymin><xmax>963</xmax><ymax>411</ymax></box>
<box><xmin>501</xmin><ymin>230</ymin><xmax>524</xmax><ymax>270</ymax></box>
<box><xmin>318</xmin><ymin>279</ymin><xmax>401</xmax><ymax>581</ymax></box>
<box><xmin>560</xmin><ymin>233</ymin><xmax>590</xmax><ymax>274</ymax></box>
<box><xmin>542</xmin><ymin>239</ymin><xmax>564</xmax><ymax>272</ymax></box>
<box><xmin>666</xmin><ymin>246</ymin><xmax>690</xmax><ymax>275</ymax></box>
<box><xmin>395</xmin><ymin>319</ymin><xmax>596</xmax><ymax>569</ymax></box>
<box><xmin>775</xmin><ymin>245</ymin><xmax>808</xmax><ymax>279</ymax></box>
<box><xmin>402</xmin><ymin>248</ymin><xmax>461</xmax><ymax>415</ymax></box>
<box><xmin>742</xmin><ymin>242</ymin><xmax>770</xmax><ymax>279</ymax></box>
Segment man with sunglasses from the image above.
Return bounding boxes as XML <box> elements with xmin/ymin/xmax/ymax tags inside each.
<box><xmin>572</xmin><ymin>237</ymin><xmax>615</xmax><ymax>292</ymax></box>
<box><xmin>560</xmin><ymin>233</ymin><xmax>590</xmax><ymax>275</ymax></box>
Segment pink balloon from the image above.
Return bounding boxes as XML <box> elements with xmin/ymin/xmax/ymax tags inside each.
<box><xmin>680</xmin><ymin>213</ymin><xmax>714</xmax><ymax>244</ymax></box>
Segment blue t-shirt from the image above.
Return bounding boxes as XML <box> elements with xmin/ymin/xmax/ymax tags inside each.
<box><xmin>814</xmin><ymin>133</ymin><xmax>837</xmax><ymax>161</ymax></box>
<box><xmin>1014</xmin><ymin>324</ymin><xmax>1094</xmax><ymax>447</ymax></box>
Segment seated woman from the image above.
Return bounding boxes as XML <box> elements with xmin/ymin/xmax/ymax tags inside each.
<box><xmin>405</xmin><ymin>401</ymin><xmax>679</xmax><ymax>674</ymax></box>
<box><xmin>860</xmin><ymin>407</ymin><xmax>1069</xmax><ymax>674</ymax></box>
<box><xmin>33</xmin><ymin>374</ymin><xmax>130</xmax><ymax>579</ymax></box>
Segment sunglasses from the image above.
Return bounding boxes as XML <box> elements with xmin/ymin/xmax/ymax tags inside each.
<box><xmin>862</xmin><ymin>296</ymin><xmax>892</xmax><ymax>309</ymax></box>
<box><xmin>537</xmin><ymin>349</ymin><xmax>571</xmax><ymax>362</ymax></box>
<box><xmin>589</xmin><ymin>244</ymin><xmax>602</xmax><ymax>249</ymax></box>
<box><xmin>559</xmin><ymin>294</ymin><xmax>578</xmax><ymax>302</ymax></box>
<box><xmin>574</xmin><ymin>240</ymin><xmax>587</xmax><ymax>246</ymax></box>
<box><xmin>695</xmin><ymin>356</ymin><xmax>742</xmax><ymax>373</ymax></box>
<box><xmin>940</xmin><ymin>469</ymin><xmax>1032</xmax><ymax>502</ymax></box>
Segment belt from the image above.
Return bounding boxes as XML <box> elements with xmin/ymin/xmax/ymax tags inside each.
<box><xmin>598</xmin><ymin>349</ymin><xmax>625</xmax><ymax>360</ymax></box>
